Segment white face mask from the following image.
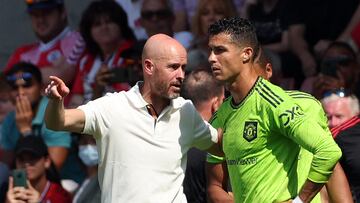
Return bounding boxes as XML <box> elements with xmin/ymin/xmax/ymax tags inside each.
<box><xmin>78</xmin><ymin>145</ymin><xmax>99</xmax><ymax>166</ymax></box>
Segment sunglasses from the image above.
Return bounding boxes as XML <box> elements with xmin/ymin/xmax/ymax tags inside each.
<box><xmin>141</xmin><ymin>9</ymin><xmax>172</xmax><ymax>20</ymax></box>
<box><xmin>6</xmin><ymin>72</ymin><xmax>34</xmax><ymax>89</ymax></box>
<box><xmin>323</xmin><ymin>88</ymin><xmax>352</xmax><ymax>99</ymax></box>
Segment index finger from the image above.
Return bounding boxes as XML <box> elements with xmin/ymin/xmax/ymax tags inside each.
<box><xmin>49</xmin><ymin>76</ymin><xmax>64</xmax><ymax>85</ymax></box>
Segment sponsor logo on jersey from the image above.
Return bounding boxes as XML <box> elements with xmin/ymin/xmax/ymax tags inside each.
<box><xmin>227</xmin><ymin>157</ymin><xmax>258</xmax><ymax>165</ymax></box>
<box><xmin>279</xmin><ymin>105</ymin><xmax>304</xmax><ymax>126</ymax></box>
<box><xmin>243</xmin><ymin>121</ymin><xmax>258</xmax><ymax>142</ymax></box>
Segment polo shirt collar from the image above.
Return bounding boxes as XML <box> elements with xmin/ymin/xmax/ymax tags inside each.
<box><xmin>128</xmin><ymin>82</ymin><xmax>183</xmax><ymax>110</ymax></box>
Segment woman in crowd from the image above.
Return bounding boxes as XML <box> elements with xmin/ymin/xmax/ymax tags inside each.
<box><xmin>70</xmin><ymin>0</ymin><xmax>136</xmax><ymax>107</ymax></box>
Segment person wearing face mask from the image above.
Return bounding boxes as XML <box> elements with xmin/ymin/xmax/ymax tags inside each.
<box><xmin>72</xmin><ymin>134</ymin><xmax>100</xmax><ymax>203</ymax></box>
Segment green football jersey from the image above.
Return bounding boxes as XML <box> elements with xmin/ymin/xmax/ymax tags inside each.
<box><xmin>210</xmin><ymin>77</ymin><xmax>341</xmax><ymax>202</ymax></box>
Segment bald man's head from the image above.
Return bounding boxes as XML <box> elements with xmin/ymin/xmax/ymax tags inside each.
<box><xmin>142</xmin><ymin>34</ymin><xmax>186</xmax><ymax>61</ymax></box>
<box><xmin>141</xmin><ymin>34</ymin><xmax>187</xmax><ymax>100</ymax></box>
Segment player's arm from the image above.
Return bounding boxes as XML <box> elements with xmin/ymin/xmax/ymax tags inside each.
<box><xmin>44</xmin><ymin>76</ymin><xmax>85</xmax><ymax>133</ymax></box>
<box><xmin>206</xmin><ymin>158</ymin><xmax>233</xmax><ymax>203</ymax></box>
<box><xmin>326</xmin><ymin>163</ymin><xmax>353</xmax><ymax>203</ymax></box>
<box><xmin>289</xmin><ymin>120</ymin><xmax>342</xmax><ymax>202</ymax></box>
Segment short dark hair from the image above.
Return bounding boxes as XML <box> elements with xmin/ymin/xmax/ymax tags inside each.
<box><xmin>181</xmin><ymin>69</ymin><xmax>223</xmax><ymax>107</ymax></box>
<box><xmin>6</xmin><ymin>62</ymin><xmax>42</xmax><ymax>84</ymax></box>
<box><xmin>208</xmin><ymin>17</ymin><xmax>259</xmax><ymax>60</ymax></box>
<box><xmin>80</xmin><ymin>0</ymin><xmax>136</xmax><ymax>56</ymax></box>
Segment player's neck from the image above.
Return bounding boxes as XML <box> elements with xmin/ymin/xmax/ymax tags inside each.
<box><xmin>229</xmin><ymin>70</ymin><xmax>258</xmax><ymax>104</ymax></box>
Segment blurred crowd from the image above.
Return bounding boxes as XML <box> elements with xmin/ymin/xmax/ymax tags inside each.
<box><xmin>0</xmin><ymin>0</ymin><xmax>360</xmax><ymax>202</ymax></box>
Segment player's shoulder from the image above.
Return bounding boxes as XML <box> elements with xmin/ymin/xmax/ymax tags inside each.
<box><xmin>285</xmin><ymin>90</ymin><xmax>321</xmax><ymax>105</ymax></box>
<box><xmin>13</xmin><ymin>43</ymin><xmax>38</xmax><ymax>54</ymax></box>
<box><xmin>254</xmin><ymin>77</ymin><xmax>291</xmax><ymax>109</ymax></box>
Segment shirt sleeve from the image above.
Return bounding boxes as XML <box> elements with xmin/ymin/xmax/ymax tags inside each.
<box><xmin>77</xmin><ymin>95</ymin><xmax>113</xmax><ymax>139</ymax></box>
<box><xmin>273</xmin><ymin>100</ymin><xmax>342</xmax><ymax>183</ymax></box>
<box><xmin>188</xmin><ymin>103</ymin><xmax>218</xmax><ymax>150</ymax></box>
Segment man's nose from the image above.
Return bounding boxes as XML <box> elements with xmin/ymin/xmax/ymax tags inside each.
<box><xmin>177</xmin><ymin>67</ymin><xmax>185</xmax><ymax>80</ymax></box>
<box><xmin>208</xmin><ymin>51</ymin><xmax>215</xmax><ymax>63</ymax></box>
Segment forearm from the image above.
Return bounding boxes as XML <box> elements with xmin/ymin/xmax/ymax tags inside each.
<box><xmin>289</xmin><ymin>25</ymin><xmax>312</xmax><ymax>58</ymax></box>
<box><xmin>206</xmin><ymin>162</ymin><xmax>233</xmax><ymax>203</ymax></box>
<box><xmin>207</xmin><ymin>186</ymin><xmax>234</xmax><ymax>203</ymax></box>
<box><xmin>45</xmin><ymin>99</ymin><xmax>66</xmax><ymax>131</ymax></box>
<box><xmin>325</xmin><ymin>163</ymin><xmax>353</xmax><ymax>203</ymax></box>
<box><xmin>298</xmin><ymin>179</ymin><xmax>324</xmax><ymax>202</ymax></box>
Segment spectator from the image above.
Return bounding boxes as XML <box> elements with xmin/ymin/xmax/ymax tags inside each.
<box><xmin>0</xmin><ymin>74</ymin><xmax>13</xmax><ymax>203</ymax></box>
<box><xmin>330</xmin><ymin>116</ymin><xmax>360</xmax><ymax>202</ymax></box>
<box><xmin>181</xmin><ymin>69</ymin><xmax>224</xmax><ymax>203</ymax></box>
<box><xmin>69</xmin><ymin>0</ymin><xmax>136</xmax><ymax>107</ymax></box>
<box><xmin>0</xmin><ymin>74</ymin><xmax>14</xmax><ymax>131</ymax></box>
<box><xmin>170</xmin><ymin>0</ymin><xmax>246</xmax><ymax>32</ymax></box>
<box><xmin>186</xmin><ymin>0</ymin><xmax>238</xmax><ymax>76</ymax></box>
<box><xmin>44</xmin><ymin>34</ymin><xmax>221</xmax><ymax>202</ymax></box>
<box><xmin>114</xmin><ymin>0</ymin><xmax>147</xmax><ymax>40</ymax></box>
<box><xmin>301</xmin><ymin>41</ymin><xmax>360</xmax><ymax>99</ymax></box>
<box><xmin>286</xmin><ymin>0</ymin><xmax>359</xmax><ymax>78</ymax></box>
<box><xmin>139</xmin><ymin>0</ymin><xmax>193</xmax><ymax>49</ymax></box>
<box><xmin>1</xmin><ymin>62</ymin><xmax>71</xmax><ymax>171</ymax></box>
<box><xmin>190</xmin><ymin>0</ymin><xmax>237</xmax><ymax>53</ymax></box>
<box><xmin>5</xmin><ymin>135</ymin><xmax>71</xmax><ymax>203</ymax></box>
<box><xmin>244</xmin><ymin>0</ymin><xmax>301</xmax><ymax>88</ymax></box>
<box><xmin>322</xmin><ymin>90</ymin><xmax>360</xmax><ymax>128</ymax></box>
<box><xmin>4</xmin><ymin>0</ymin><xmax>80</xmax><ymax>85</ymax></box>
<box><xmin>324</xmin><ymin>94</ymin><xmax>360</xmax><ymax>202</ymax></box>
<box><xmin>72</xmin><ymin>134</ymin><xmax>101</xmax><ymax>203</ymax></box>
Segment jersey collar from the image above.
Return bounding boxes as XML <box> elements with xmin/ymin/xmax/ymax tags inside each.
<box><xmin>39</xmin><ymin>26</ymin><xmax>71</xmax><ymax>51</ymax></box>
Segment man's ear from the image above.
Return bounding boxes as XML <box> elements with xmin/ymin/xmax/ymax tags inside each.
<box><xmin>143</xmin><ymin>59</ymin><xmax>154</xmax><ymax>76</ymax></box>
<box><xmin>242</xmin><ymin>47</ymin><xmax>253</xmax><ymax>63</ymax></box>
<box><xmin>211</xmin><ymin>96</ymin><xmax>222</xmax><ymax>114</ymax></box>
<box><xmin>265</xmin><ymin>63</ymin><xmax>273</xmax><ymax>79</ymax></box>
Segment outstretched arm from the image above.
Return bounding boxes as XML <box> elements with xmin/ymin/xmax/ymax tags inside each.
<box><xmin>44</xmin><ymin>76</ymin><xmax>85</xmax><ymax>133</ymax></box>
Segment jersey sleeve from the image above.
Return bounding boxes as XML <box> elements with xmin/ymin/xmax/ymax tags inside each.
<box><xmin>272</xmin><ymin>98</ymin><xmax>342</xmax><ymax>183</ymax></box>
<box><xmin>206</xmin><ymin>153</ymin><xmax>225</xmax><ymax>164</ymax></box>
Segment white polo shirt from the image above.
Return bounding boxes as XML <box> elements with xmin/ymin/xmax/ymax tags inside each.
<box><xmin>78</xmin><ymin>82</ymin><xmax>218</xmax><ymax>203</ymax></box>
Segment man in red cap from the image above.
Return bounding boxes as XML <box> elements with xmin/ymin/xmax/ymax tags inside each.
<box><xmin>5</xmin><ymin>0</ymin><xmax>80</xmax><ymax>85</ymax></box>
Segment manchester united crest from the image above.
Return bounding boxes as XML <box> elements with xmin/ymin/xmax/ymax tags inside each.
<box><xmin>243</xmin><ymin>121</ymin><xmax>258</xmax><ymax>142</ymax></box>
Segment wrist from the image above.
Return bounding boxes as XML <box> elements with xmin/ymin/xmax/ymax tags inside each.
<box><xmin>293</xmin><ymin>196</ymin><xmax>303</xmax><ymax>203</ymax></box>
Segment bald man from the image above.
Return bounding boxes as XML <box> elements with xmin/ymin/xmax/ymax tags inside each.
<box><xmin>44</xmin><ymin>34</ymin><xmax>221</xmax><ymax>203</ymax></box>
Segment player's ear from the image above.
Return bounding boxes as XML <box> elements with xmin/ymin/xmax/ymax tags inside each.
<box><xmin>265</xmin><ymin>63</ymin><xmax>273</xmax><ymax>79</ymax></box>
<box><xmin>242</xmin><ymin>47</ymin><xmax>253</xmax><ymax>63</ymax></box>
